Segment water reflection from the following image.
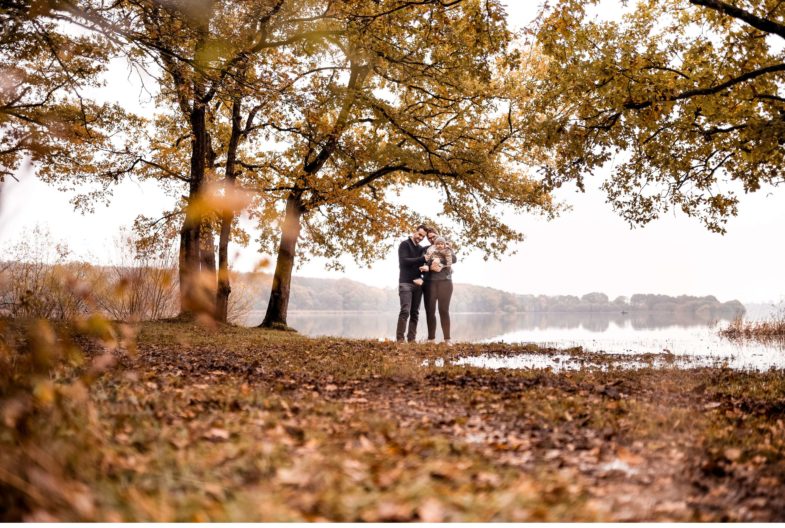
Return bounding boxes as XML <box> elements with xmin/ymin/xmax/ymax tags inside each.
<box><xmin>452</xmin><ymin>353</ymin><xmax>730</xmax><ymax>372</ymax></box>
<box><xmin>243</xmin><ymin>309</ymin><xmax>785</xmax><ymax>370</ymax></box>
<box><xmin>244</xmin><ymin>310</ymin><xmax>739</xmax><ymax>342</ymax></box>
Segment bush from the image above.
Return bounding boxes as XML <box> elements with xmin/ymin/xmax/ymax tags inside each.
<box><xmin>0</xmin><ymin>227</ymin><xmax>91</xmax><ymax>319</ymax></box>
<box><xmin>93</xmin><ymin>230</ymin><xmax>179</xmax><ymax>321</ymax></box>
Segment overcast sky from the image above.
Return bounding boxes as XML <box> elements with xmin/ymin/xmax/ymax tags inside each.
<box><xmin>1</xmin><ymin>2</ymin><xmax>783</xmax><ymax>304</ymax></box>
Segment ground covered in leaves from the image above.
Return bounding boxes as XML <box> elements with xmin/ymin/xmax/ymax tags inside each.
<box><xmin>2</xmin><ymin>320</ymin><xmax>785</xmax><ymax>521</ymax></box>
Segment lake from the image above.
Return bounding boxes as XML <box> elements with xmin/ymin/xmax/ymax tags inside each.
<box><xmin>243</xmin><ymin>307</ymin><xmax>785</xmax><ymax>371</ymax></box>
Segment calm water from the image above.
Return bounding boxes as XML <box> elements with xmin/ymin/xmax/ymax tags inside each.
<box><xmin>244</xmin><ymin>308</ymin><xmax>785</xmax><ymax>370</ymax></box>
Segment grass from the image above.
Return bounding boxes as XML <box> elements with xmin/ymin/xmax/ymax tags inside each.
<box><xmin>2</xmin><ymin>319</ymin><xmax>785</xmax><ymax>521</ymax></box>
<box><xmin>720</xmin><ymin>308</ymin><xmax>785</xmax><ymax>340</ymax></box>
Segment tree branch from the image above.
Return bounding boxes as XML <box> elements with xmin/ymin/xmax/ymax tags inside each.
<box><xmin>624</xmin><ymin>62</ymin><xmax>785</xmax><ymax>110</ymax></box>
<box><xmin>689</xmin><ymin>0</ymin><xmax>785</xmax><ymax>40</ymax></box>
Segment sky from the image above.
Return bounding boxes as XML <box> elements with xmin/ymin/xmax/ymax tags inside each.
<box><xmin>1</xmin><ymin>1</ymin><xmax>783</xmax><ymax>304</ymax></box>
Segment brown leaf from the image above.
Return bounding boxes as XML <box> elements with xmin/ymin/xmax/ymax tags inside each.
<box><xmin>203</xmin><ymin>428</ymin><xmax>230</xmax><ymax>442</ymax></box>
<box><xmin>475</xmin><ymin>471</ymin><xmax>502</xmax><ymax>487</ymax></box>
<box><xmin>204</xmin><ymin>483</ymin><xmax>224</xmax><ymax>500</ymax></box>
<box><xmin>168</xmin><ymin>436</ymin><xmax>190</xmax><ymax>450</ymax></box>
<box><xmin>617</xmin><ymin>447</ymin><xmax>644</xmax><ymax>466</ymax></box>
<box><xmin>363</xmin><ymin>501</ymin><xmax>414</xmax><ymax>522</ymax></box>
<box><xmin>276</xmin><ymin>464</ymin><xmax>311</xmax><ymax>487</ymax></box>
<box><xmin>418</xmin><ymin>498</ymin><xmax>446</xmax><ymax>522</ymax></box>
<box><xmin>358</xmin><ymin>435</ymin><xmax>375</xmax><ymax>452</ymax></box>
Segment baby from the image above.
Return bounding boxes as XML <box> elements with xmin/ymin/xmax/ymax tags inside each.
<box><xmin>412</xmin><ymin>236</ymin><xmax>454</xmax><ymax>286</ymax></box>
<box><xmin>425</xmin><ymin>236</ymin><xmax>453</xmax><ymax>270</ymax></box>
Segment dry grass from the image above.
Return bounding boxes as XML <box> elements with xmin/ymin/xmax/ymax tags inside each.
<box><xmin>720</xmin><ymin>309</ymin><xmax>785</xmax><ymax>340</ymax></box>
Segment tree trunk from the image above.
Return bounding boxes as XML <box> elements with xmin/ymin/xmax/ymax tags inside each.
<box><xmin>176</xmin><ymin>3</ymin><xmax>212</xmax><ymax>318</ymax></box>
<box><xmin>179</xmin><ymin>97</ymin><xmax>208</xmax><ymax>316</ymax></box>
<box><xmin>178</xmin><ymin>227</ymin><xmax>187</xmax><ymax>311</ymax></box>
<box><xmin>216</xmin><ymin>97</ymin><xmax>243</xmax><ymax>323</ymax></box>
<box><xmin>258</xmin><ymin>63</ymin><xmax>367</xmax><ymax>328</ymax></box>
<box><xmin>260</xmin><ymin>193</ymin><xmax>304</xmax><ymax>329</ymax></box>
<box><xmin>200</xmin><ymin>226</ymin><xmax>216</xmax><ymax>293</ymax></box>
<box><xmin>215</xmin><ymin>214</ymin><xmax>233</xmax><ymax>323</ymax></box>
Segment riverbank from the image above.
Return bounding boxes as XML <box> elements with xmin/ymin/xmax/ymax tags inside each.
<box><xmin>2</xmin><ymin>321</ymin><xmax>784</xmax><ymax>521</ymax></box>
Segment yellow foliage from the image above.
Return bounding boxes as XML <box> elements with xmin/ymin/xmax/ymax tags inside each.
<box><xmin>526</xmin><ymin>0</ymin><xmax>785</xmax><ymax>232</ymax></box>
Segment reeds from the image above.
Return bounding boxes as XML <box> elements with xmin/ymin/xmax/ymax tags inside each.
<box><xmin>720</xmin><ymin>309</ymin><xmax>785</xmax><ymax>340</ymax></box>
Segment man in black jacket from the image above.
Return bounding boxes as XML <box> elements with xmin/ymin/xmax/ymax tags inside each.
<box><xmin>396</xmin><ymin>224</ymin><xmax>429</xmax><ymax>342</ymax></box>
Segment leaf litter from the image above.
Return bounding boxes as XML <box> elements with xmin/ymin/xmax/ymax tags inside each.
<box><xmin>1</xmin><ymin>320</ymin><xmax>784</xmax><ymax>521</ymax></box>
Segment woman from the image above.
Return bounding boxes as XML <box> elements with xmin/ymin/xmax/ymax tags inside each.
<box><xmin>424</xmin><ymin>236</ymin><xmax>457</xmax><ymax>344</ymax></box>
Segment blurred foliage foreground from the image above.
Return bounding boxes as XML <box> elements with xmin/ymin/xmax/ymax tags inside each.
<box><xmin>2</xmin><ymin>319</ymin><xmax>785</xmax><ymax>521</ymax></box>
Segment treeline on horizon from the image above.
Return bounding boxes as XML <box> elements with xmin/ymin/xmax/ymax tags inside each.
<box><xmin>0</xmin><ymin>261</ymin><xmax>745</xmax><ymax>321</ymax></box>
<box><xmin>235</xmin><ymin>273</ymin><xmax>746</xmax><ymax>316</ymax></box>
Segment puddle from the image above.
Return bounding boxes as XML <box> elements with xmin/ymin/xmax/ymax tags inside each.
<box><xmin>423</xmin><ymin>348</ymin><xmax>784</xmax><ymax>372</ymax></box>
<box><xmin>452</xmin><ymin>352</ymin><xmax>734</xmax><ymax>372</ymax></box>
<box><xmin>479</xmin><ymin>322</ymin><xmax>785</xmax><ymax>370</ymax></box>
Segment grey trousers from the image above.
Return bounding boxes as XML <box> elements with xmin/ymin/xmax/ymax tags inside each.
<box><xmin>396</xmin><ymin>282</ymin><xmax>423</xmax><ymax>342</ymax></box>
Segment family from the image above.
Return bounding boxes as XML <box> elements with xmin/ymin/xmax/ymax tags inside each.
<box><xmin>396</xmin><ymin>224</ymin><xmax>457</xmax><ymax>344</ymax></box>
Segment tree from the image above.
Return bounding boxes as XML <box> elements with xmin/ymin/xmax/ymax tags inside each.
<box><xmin>526</xmin><ymin>0</ymin><xmax>785</xmax><ymax>233</ymax></box>
<box><xmin>71</xmin><ymin>0</ymin><xmax>294</xmax><ymax>320</ymax></box>
<box><xmin>86</xmin><ymin>0</ymin><xmax>358</xmax><ymax>321</ymax></box>
<box><xmin>581</xmin><ymin>292</ymin><xmax>609</xmax><ymax>304</ymax></box>
<box><xmin>4</xmin><ymin>0</ymin><xmax>556</xmax><ymax>327</ymax></box>
<box><xmin>250</xmin><ymin>0</ymin><xmax>557</xmax><ymax>328</ymax></box>
<box><xmin>0</xmin><ymin>0</ymin><xmax>139</xmax><ymax>198</ymax></box>
<box><xmin>2</xmin><ymin>0</ymin><xmax>259</xmax><ymax>319</ymax></box>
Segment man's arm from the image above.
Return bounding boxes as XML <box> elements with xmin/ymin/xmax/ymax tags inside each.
<box><xmin>398</xmin><ymin>241</ymin><xmax>426</xmax><ymax>266</ymax></box>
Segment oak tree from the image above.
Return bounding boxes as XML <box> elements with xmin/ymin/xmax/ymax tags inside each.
<box><xmin>0</xmin><ymin>0</ymin><xmax>139</xmax><ymax>204</ymax></box>
<box><xmin>247</xmin><ymin>0</ymin><xmax>556</xmax><ymax>328</ymax></box>
<box><xmin>91</xmin><ymin>0</ymin><xmax>355</xmax><ymax>319</ymax></box>
<box><xmin>526</xmin><ymin>0</ymin><xmax>785</xmax><ymax>233</ymax></box>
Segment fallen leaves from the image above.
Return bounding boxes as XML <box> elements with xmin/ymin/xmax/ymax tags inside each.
<box><xmin>417</xmin><ymin>497</ymin><xmax>447</xmax><ymax>522</ymax></box>
<box><xmin>203</xmin><ymin>428</ymin><xmax>231</xmax><ymax>442</ymax></box>
<box><xmin>3</xmin><ymin>321</ymin><xmax>785</xmax><ymax>521</ymax></box>
<box><xmin>276</xmin><ymin>463</ymin><xmax>313</xmax><ymax>487</ymax></box>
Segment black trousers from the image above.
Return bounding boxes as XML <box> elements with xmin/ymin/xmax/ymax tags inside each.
<box><xmin>425</xmin><ymin>280</ymin><xmax>453</xmax><ymax>340</ymax></box>
<box><xmin>396</xmin><ymin>282</ymin><xmax>423</xmax><ymax>342</ymax></box>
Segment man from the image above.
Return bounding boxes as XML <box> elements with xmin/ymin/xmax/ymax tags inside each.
<box><xmin>397</xmin><ymin>224</ymin><xmax>429</xmax><ymax>342</ymax></box>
